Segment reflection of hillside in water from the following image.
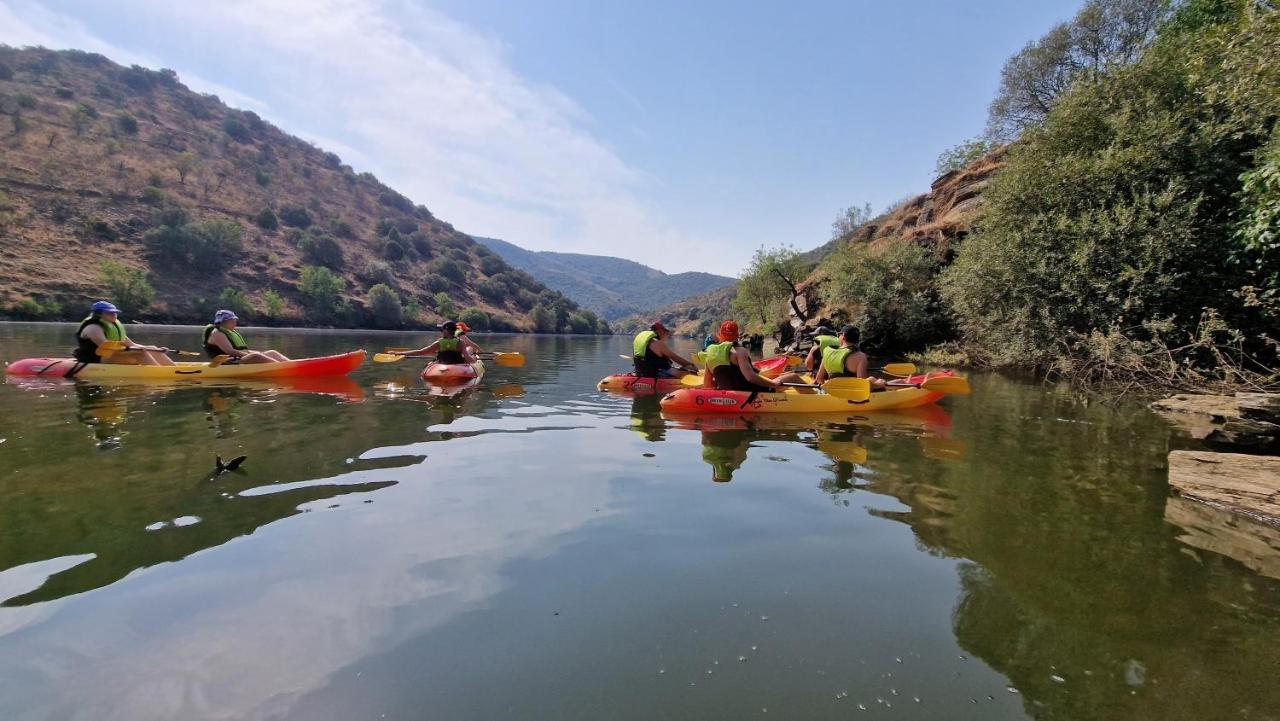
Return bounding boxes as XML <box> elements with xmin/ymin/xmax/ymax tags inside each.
<box><xmin>853</xmin><ymin>376</ymin><xmax>1280</xmax><ymax>720</ymax></box>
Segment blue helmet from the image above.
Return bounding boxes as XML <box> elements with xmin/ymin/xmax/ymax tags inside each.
<box><xmin>90</xmin><ymin>300</ymin><xmax>120</xmax><ymax>314</ymax></box>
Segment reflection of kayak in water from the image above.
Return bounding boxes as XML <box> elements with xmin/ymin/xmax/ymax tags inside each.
<box><xmin>663</xmin><ymin>405</ymin><xmax>953</xmax><ymax>435</ymax></box>
<box><xmin>660</xmin><ymin>372</ymin><xmax>960</xmax><ymax>413</ymax></box>
<box><xmin>598</xmin><ymin>356</ymin><xmax>793</xmax><ymax>395</ymax></box>
<box><xmin>5</xmin><ymin>350</ymin><xmax>366</xmax><ymax>379</ymax></box>
<box><xmin>5</xmin><ymin>373</ymin><xmax>366</xmax><ymax>403</ymax></box>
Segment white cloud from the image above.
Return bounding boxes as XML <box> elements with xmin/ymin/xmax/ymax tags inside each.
<box><xmin>0</xmin><ymin>0</ymin><xmax>737</xmax><ymax>274</ymax></box>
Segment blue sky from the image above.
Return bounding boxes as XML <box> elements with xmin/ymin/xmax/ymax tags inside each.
<box><xmin>0</xmin><ymin>0</ymin><xmax>1081</xmax><ymax>274</ymax></box>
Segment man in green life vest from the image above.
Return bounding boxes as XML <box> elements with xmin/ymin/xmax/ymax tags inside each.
<box><xmin>803</xmin><ymin>325</ymin><xmax>839</xmax><ymax>371</ymax></box>
<box><xmin>702</xmin><ymin>320</ymin><xmax>806</xmax><ymax>392</ymax></box>
<box><xmin>632</xmin><ymin>321</ymin><xmax>696</xmax><ymax>379</ymax></box>
<box><xmin>813</xmin><ymin>324</ymin><xmax>887</xmax><ymax>390</ymax></box>
<box><xmin>73</xmin><ymin>300</ymin><xmax>176</xmax><ymax>366</ymax></box>
<box><xmin>204</xmin><ymin>310</ymin><xmax>291</xmax><ymax>364</ymax></box>
<box><xmin>401</xmin><ymin>320</ymin><xmax>483</xmax><ymax>364</ymax></box>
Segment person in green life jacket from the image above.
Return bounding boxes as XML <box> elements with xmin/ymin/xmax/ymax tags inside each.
<box><xmin>813</xmin><ymin>324</ymin><xmax>888</xmax><ymax>390</ymax></box>
<box><xmin>402</xmin><ymin>320</ymin><xmax>483</xmax><ymax>364</ymax></box>
<box><xmin>73</xmin><ymin>300</ymin><xmax>176</xmax><ymax>366</ymax></box>
<box><xmin>203</xmin><ymin>310</ymin><xmax>290</xmax><ymax>363</ymax></box>
<box><xmin>632</xmin><ymin>321</ymin><xmax>696</xmax><ymax>379</ymax></box>
<box><xmin>703</xmin><ymin>320</ymin><xmax>806</xmax><ymax>392</ymax></box>
<box><xmin>804</xmin><ymin>325</ymin><xmax>839</xmax><ymax>372</ymax></box>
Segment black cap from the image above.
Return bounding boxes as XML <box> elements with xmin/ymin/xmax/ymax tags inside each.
<box><xmin>439</xmin><ymin>320</ymin><xmax>458</xmax><ymax>332</ymax></box>
<box><xmin>840</xmin><ymin>324</ymin><xmax>860</xmax><ymax>341</ymax></box>
<box><xmin>815</xmin><ymin>325</ymin><xmax>834</xmax><ymax>336</ymax></box>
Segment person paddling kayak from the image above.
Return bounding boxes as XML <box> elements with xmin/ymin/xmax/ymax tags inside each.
<box><xmin>703</xmin><ymin>321</ymin><xmax>805</xmax><ymax>392</ymax></box>
<box><xmin>203</xmin><ymin>310</ymin><xmax>290</xmax><ymax>364</ymax></box>
<box><xmin>803</xmin><ymin>325</ymin><xmax>839</xmax><ymax>371</ymax></box>
<box><xmin>73</xmin><ymin>300</ymin><xmax>175</xmax><ymax>366</ymax></box>
<box><xmin>813</xmin><ymin>324</ymin><xmax>888</xmax><ymax>390</ymax></box>
<box><xmin>633</xmin><ymin>322</ymin><xmax>696</xmax><ymax>379</ymax></box>
<box><xmin>402</xmin><ymin>320</ymin><xmax>483</xmax><ymax>364</ymax></box>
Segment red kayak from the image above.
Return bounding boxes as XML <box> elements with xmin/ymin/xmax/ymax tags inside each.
<box><xmin>421</xmin><ymin>360</ymin><xmax>485</xmax><ymax>385</ymax></box>
<box><xmin>4</xmin><ymin>350</ymin><xmax>366</xmax><ymax>379</ymax></box>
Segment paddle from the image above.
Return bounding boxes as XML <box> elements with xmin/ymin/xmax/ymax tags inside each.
<box><xmin>208</xmin><ymin>354</ymin><xmax>233</xmax><ymax>368</ymax></box>
<box><xmin>781</xmin><ymin>377</ymin><xmax>872</xmax><ymax>401</ymax></box>
<box><xmin>878</xmin><ymin>362</ymin><xmax>916</xmax><ymax>377</ymax></box>
<box><xmin>375</xmin><ymin>350</ymin><xmax>526</xmax><ymax>367</ymax></box>
<box><xmin>97</xmin><ymin>341</ymin><xmax>202</xmax><ymax>358</ymax></box>
<box><xmin>884</xmin><ymin>374</ymin><xmax>971</xmax><ymax>395</ymax></box>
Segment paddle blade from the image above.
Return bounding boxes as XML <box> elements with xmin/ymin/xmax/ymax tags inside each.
<box><xmin>208</xmin><ymin>355</ymin><xmax>233</xmax><ymax>368</ymax></box>
<box><xmin>96</xmin><ymin>340</ymin><xmax>126</xmax><ymax>357</ymax></box>
<box><xmin>881</xmin><ymin>362</ymin><xmax>916</xmax><ymax>377</ymax></box>
<box><xmin>921</xmin><ymin>375</ymin><xmax>971</xmax><ymax>395</ymax></box>
<box><xmin>822</xmin><ymin>377</ymin><xmax>871</xmax><ymax>401</ymax></box>
<box><xmin>785</xmin><ymin>355</ymin><xmax>803</xmax><ymax>368</ymax></box>
<box><xmin>681</xmin><ymin>372</ymin><xmax>705</xmax><ymax>386</ymax></box>
<box><xmin>384</xmin><ymin>347</ymin><xmax>412</xmax><ymax>354</ymax></box>
<box><xmin>490</xmin><ymin>352</ymin><xmax>525</xmax><ymax>368</ymax></box>
<box><xmin>373</xmin><ymin>353</ymin><xmax>408</xmax><ymax>363</ymax></box>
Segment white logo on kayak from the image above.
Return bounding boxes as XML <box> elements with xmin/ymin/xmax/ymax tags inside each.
<box><xmin>709</xmin><ymin>397</ymin><xmax>737</xmax><ymax>407</ymax></box>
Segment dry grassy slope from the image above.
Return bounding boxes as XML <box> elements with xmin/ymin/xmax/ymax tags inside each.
<box><xmin>794</xmin><ymin>147</ymin><xmax>1009</xmax><ymax>318</ymax></box>
<box><xmin>0</xmin><ymin>46</ymin><xmax>569</xmax><ymax>329</ymax></box>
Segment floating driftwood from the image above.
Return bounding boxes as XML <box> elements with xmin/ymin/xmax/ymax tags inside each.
<box><xmin>1152</xmin><ymin>392</ymin><xmax>1280</xmax><ymax>450</ymax></box>
<box><xmin>1167</xmin><ymin>450</ymin><xmax>1280</xmax><ymax>527</ymax></box>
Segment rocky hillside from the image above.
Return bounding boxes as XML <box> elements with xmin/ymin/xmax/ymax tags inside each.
<box><xmin>0</xmin><ymin>46</ymin><xmax>604</xmax><ymax>332</ymax></box>
<box><xmin>473</xmin><ymin>236</ymin><xmax>734</xmax><ymax>321</ymax></box>
<box><xmin>611</xmin><ymin>285</ymin><xmax>736</xmax><ymax>338</ymax></box>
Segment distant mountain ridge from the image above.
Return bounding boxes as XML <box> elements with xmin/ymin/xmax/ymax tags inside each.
<box><xmin>473</xmin><ymin>236</ymin><xmax>734</xmax><ymax>321</ymax></box>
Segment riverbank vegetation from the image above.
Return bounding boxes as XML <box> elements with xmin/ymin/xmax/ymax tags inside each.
<box><xmin>738</xmin><ymin>0</ymin><xmax>1278</xmax><ymax>391</ymax></box>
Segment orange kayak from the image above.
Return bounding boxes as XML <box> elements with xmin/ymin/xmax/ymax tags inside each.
<box><xmin>597</xmin><ymin>355</ymin><xmax>794</xmax><ymax>395</ymax></box>
<box><xmin>421</xmin><ymin>360</ymin><xmax>485</xmax><ymax>385</ymax></box>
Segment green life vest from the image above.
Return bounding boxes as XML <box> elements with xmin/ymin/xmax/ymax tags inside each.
<box><xmin>822</xmin><ymin>347</ymin><xmax>855</xmax><ymax>377</ymax></box>
<box><xmin>438</xmin><ymin>337</ymin><xmax>460</xmax><ymax>353</ymax></box>
<box><xmin>632</xmin><ymin>330</ymin><xmax>658</xmax><ymax>359</ymax></box>
<box><xmin>74</xmin><ymin>315</ymin><xmax>125</xmax><ymax>362</ymax></box>
<box><xmin>203</xmin><ymin>324</ymin><xmax>248</xmax><ymax>350</ymax></box>
<box><xmin>814</xmin><ymin>335</ymin><xmax>839</xmax><ymax>351</ymax></box>
<box><xmin>704</xmin><ymin>341</ymin><xmax>734</xmax><ymax>370</ymax></box>
<box><xmin>436</xmin><ymin>336</ymin><xmax>465</xmax><ymax>363</ymax></box>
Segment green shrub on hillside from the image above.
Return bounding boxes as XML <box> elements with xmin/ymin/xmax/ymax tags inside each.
<box><xmin>822</xmin><ymin>241</ymin><xmax>948</xmax><ymax>351</ymax></box>
<box><xmin>529</xmin><ymin>303</ymin><xmax>556</xmax><ymax>333</ymax></box>
<box><xmin>222</xmin><ymin>115</ymin><xmax>251</xmax><ymax>143</ymax></box>
<box><xmin>255</xmin><ymin>208</ymin><xmax>278</xmax><ymax>230</ymax></box>
<box><xmin>279</xmin><ymin>205</ymin><xmax>312</xmax><ymax>228</ymax></box>
<box><xmin>943</xmin><ymin>1</ymin><xmax>1280</xmax><ymax>367</ymax></box>
<box><xmin>478</xmin><ymin>255</ymin><xmax>506</xmax><ymax>275</ymax></box>
<box><xmin>477</xmin><ymin>277</ymin><xmax>507</xmax><ymax>301</ymax></box>
<box><xmin>116</xmin><ymin>114</ymin><xmax>138</xmax><ymax>135</ymax></box>
<box><xmin>262</xmin><ymin>289</ymin><xmax>285</xmax><ymax>319</ymax></box>
<box><xmin>298</xmin><ymin>232</ymin><xmax>344</xmax><ymax>269</ymax></box>
<box><xmin>433</xmin><ymin>292</ymin><xmax>455</xmax><ymax>319</ymax></box>
<box><xmin>358</xmin><ymin>260</ymin><xmax>395</xmax><ymax>287</ymax></box>
<box><xmin>98</xmin><ymin>260</ymin><xmax>154</xmax><ymax>312</ymax></box>
<box><xmin>217</xmin><ymin>286</ymin><xmax>254</xmax><ymax>319</ymax></box>
<box><xmin>298</xmin><ymin>265</ymin><xmax>346</xmax><ymax>320</ymax></box>
<box><xmin>432</xmin><ymin>258</ymin><xmax>466</xmax><ymax>283</ymax></box>
<box><xmin>368</xmin><ymin>284</ymin><xmax>403</xmax><ymax>328</ymax></box>
<box><xmin>459</xmin><ymin>307</ymin><xmax>489</xmax><ymax>331</ymax></box>
<box><xmin>144</xmin><ymin>215</ymin><xmax>244</xmax><ymax>271</ymax></box>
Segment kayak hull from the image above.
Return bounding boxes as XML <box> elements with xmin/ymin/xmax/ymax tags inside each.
<box><xmin>599</xmin><ymin>356</ymin><xmax>793</xmax><ymax>395</ymax></box>
<box><xmin>4</xmin><ymin>350</ymin><xmax>367</xmax><ymax>379</ymax></box>
<box><xmin>660</xmin><ymin>371</ymin><xmax>957</xmax><ymax>414</ymax></box>
<box><xmin>421</xmin><ymin>360</ymin><xmax>485</xmax><ymax>385</ymax></box>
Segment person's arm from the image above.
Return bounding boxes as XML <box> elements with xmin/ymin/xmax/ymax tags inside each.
<box><xmin>210</xmin><ymin>331</ymin><xmax>245</xmax><ymax>358</ymax></box>
<box><xmin>460</xmin><ymin>337</ymin><xmax>484</xmax><ymax>355</ymax></box>
<box><xmin>814</xmin><ymin>364</ymin><xmax>829</xmax><ymax>385</ymax></box>
<box><xmin>805</xmin><ymin>346</ymin><xmax>820</xmax><ymax>371</ymax></box>
<box><xmin>404</xmin><ymin>341</ymin><xmax>440</xmax><ymax>357</ymax></box>
<box><xmin>850</xmin><ymin>352</ymin><xmax>886</xmax><ymax>389</ymax></box>
<box><xmin>702</xmin><ymin>367</ymin><xmax>716</xmax><ymax>389</ymax></box>
<box><xmin>123</xmin><ymin>332</ymin><xmax>168</xmax><ymax>353</ymax></box>
<box><xmin>81</xmin><ymin>324</ymin><xmax>107</xmax><ymax>350</ymax></box>
<box><xmin>736</xmin><ymin>349</ymin><xmax>779</xmax><ymax>387</ymax></box>
<box><xmin>653</xmin><ymin>339</ymin><xmax>694</xmax><ymax>370</ymax></box>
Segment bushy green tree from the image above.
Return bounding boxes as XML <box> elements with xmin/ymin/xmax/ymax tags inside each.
<box><xmin>459</xmin><ymin>307</ymin><xmax>490</xmax><ymax>331</ymax></box>
<box><xmin>830</xmin><ymin>204</ymin><xmax>873</xmax><ymax>241</ymax></box>
<box><xmin>731</xmin><ymin>245</ymin><xmax>809</xmax><ymax>332</ymax></box>
<box><xmin>529</xmin><ymin>303</ymin><xmax>556</xmax><ymax>333</ymax></box>
<box><xmin>433</xmin><ymin>292</ymin><xmax>455</xmax><ymax>319</ymax></box>
<box><xmin>98</xmin><ymin>260</ymin><xmax>155</xmax><ymax>312</ymax></box>
<box><xmin>298</xmin><ymin>232</ymin><xmax>344</xmax><ymax>269</ymax></box>
<box><xmin>298</xmin><ymin>265</ymin><xmax>346</xmax><ymax>320</ymax></box>
<box><xmin>368</xmin><ymin>283</ymin><xmax>403</xmax><ymax>328</ymax></box>
<box><xmin>217</xmin><ymin>286</ymin><xmax>254</xmax><ymax>319</ymax></box>
<box><xmin>262</xmin><ymin>289</ymin><xmax>285</xmax><ymax>319</ymax></box>
<box><xmin>943</xmin><ymin>1</ymin><xmax>1280</xmax><ymax>366</ymax></box>
<box><xmin>822</xmin><ymin>241</ymin><xmax>948</xmax><ymax>351</ymax></box>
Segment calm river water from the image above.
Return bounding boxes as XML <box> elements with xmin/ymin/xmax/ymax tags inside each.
<box><xmin>1</xmin><ymin>322</ymin><xmax>1278</xmax><ymax>720</ymax></box>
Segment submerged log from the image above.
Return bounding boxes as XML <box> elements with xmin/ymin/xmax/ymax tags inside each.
<box><xmin>1165</xmin><ymin>495</ymin><xmax>1280</xmax><ymax>581</ymax></box>
<box><xmin>1167</xmin><ymin>450</ymin><xmax>1280</xmax><ymax>527</ymax></box>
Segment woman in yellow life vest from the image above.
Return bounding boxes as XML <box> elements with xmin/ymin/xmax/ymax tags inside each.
<box><xmin>702</xmin><ymin>320</ymin><xmax>805</xmax><ymax>392</ymax></box>
<box><xmin>813</xmin><ymin>324</ymin><xmax>888</xmax><ymax>390</ymax></box>
<box><xmin>632</xmin><ymin>321</ymin><xmax>696</xmax><ymax>378</ymax></box>
<box><xmin>401</xmin><ymin>320</ymin><xmax>483</xmax><ymax>364</ymax></box>
<box><xmin>73</xmin><ymin>300</ymin><xmax>175</xmax><ymax>366</ymax></box>
<box><xmin>803</xmin><ymin>325</ymin><xmax>839</xmax><ymax>371</ymax></box>
<box><xmin>203</xmin><ymin>310</ymin><xmax>290</xmax><ymax>364</ymax></box>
